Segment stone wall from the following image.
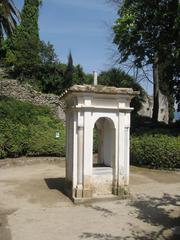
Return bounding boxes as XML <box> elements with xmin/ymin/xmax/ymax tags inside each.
<box><xmin>0</xmin><ymin>79</ymin><xmax>65</xmax><ymax>120</ymax></box>
<box><xmin>0</xmin><ymin>77</ymin><xmax>169</xmax><ymax>123</ymax></box>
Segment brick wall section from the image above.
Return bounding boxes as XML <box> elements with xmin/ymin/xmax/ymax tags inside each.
<box><xmin>0</xmin><ymin>79</ymin><xmax>65</xmax><ymax>120</ymax></box>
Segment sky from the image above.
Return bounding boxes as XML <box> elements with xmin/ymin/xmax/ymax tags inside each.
<box><xmin>16</xmin><ymin>0</ymin><xmax>117</xmax><ymax>74</ymax></box>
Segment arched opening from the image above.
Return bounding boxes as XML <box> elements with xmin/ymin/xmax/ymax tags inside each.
<box><xmin>93</xmin><ymin>117</ymin><xmax>115</xmax><ymax>168</ymax></box>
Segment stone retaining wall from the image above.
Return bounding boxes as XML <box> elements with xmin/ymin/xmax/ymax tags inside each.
<box><xmin>0</xmin><ymin>78</ymin><xmax>169</xmax><ymax>123</ymax></box>
<box><xmin>0</xmin><ymin>79</ymin><xmax>65</xmax><ymax>120</ymax></box>
<box><xmin>0</xmin><ymin>157</ymin><xmax>65</xmax><ymax>168</ymax></box>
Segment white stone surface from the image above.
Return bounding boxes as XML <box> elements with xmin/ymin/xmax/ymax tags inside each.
<box><xmin>61</xmin><ymin>85</ymin><xmax>138</xmax><ymax>201</ymax></box>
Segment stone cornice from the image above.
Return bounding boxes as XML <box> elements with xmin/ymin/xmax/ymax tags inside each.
<box><xmin>60</xmin><ymin>84</ymin><xmax>140</xmax><ymax>99</ymax></box>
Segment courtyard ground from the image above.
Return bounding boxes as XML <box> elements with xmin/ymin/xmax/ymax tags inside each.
<box><xmin>0</xmin><ymin>157</ymin><xmax>179</xmax><ymax>240</ymax></box>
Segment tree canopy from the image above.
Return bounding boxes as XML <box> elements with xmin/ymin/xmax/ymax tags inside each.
<box><xmin>98</xmin><ymin>68</ymin><xmax>145</xmax><ymax>113</ymax></box>
<box><xmin>5</xmin><ymin>0</ymin><xmax>42</xmax><ymax>79</ymax></box>
<box><xmin>113</xmin><ymin>0</ymin><xmax>180</xmax><ymax>120</ymax></box>
<box><xmin>39</xmin><ymin>40</ymin><xmax>58</xmax><ymax>65</ymax></box>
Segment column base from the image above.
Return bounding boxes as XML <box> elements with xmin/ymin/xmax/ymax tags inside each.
<box><xmin>112</xmin><ymin>185</ymin><xmax>130</xmax><ymax>199</ymax></box>
<box><xmin>73</xmin><ymin>188</ymin><xmax>93</xmax><ymax>200</ymax></box>
<box><xmin>64</xmin><ymin>180</ymin><xmax>93</xmax><ymax>203</ymax></box>
<box><xmin>65</xmin><ymin>181</ymin><xmax>130</xmax><ymax>203</ymax></box>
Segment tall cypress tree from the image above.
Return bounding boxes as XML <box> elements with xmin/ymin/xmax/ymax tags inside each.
<box><xmin>8</xmin><ymin>0</ymin><xmax>42</xmax><ymax>79</ymax></box>
<box><xmin>63</xmin><ymin>51</ymin><xmax>74</xmax><ymax>89</ymax></box>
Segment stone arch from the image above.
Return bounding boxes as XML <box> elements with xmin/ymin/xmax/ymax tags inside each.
<box><xmin>93</xmin><ymin>117</ymin><xmax>115</xmax><ymax>168</ymax></box>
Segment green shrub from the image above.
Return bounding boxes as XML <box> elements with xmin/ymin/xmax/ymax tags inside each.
<box><xmin>93</xmin><ymin>127</ymin><xmax>98</xmax><ymax>153</ymax></box>
<box><xmin>131</xmin><ymin>131</ymin><xmax>180</xmax><ymax>169</ymax></box>
<box><xmin>1</xmin><ymin>97</ymin><xmax>179</xmax><ymax>170</ymax></box>
<box><xmin>0</xmin><ymin>97</ymin><xmax>65</xmax><ymax>158</ymax></box>
<box><xmin>27</xmin><ymin>116</ymin><xmax>65</xmax><ymax>156</ymax></box>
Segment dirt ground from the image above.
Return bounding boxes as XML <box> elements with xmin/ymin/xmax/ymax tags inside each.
<box><xmin>0</xmin><ymin>157</ymin><xmax>180</xmax><ymax>240</ymax></box>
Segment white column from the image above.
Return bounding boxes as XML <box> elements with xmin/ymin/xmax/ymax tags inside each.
<box><xmin>83</xmin><ymin>111</ymin><xmax>93</xmax><ymax>175</ymax></box>
<box><xmin>112</xmin><ymin>119</ymin><xmax>119</xmax><ymax>194</ymax></box>
<box><xmin>65</xmin><ymin>111</ymin><xmax>69</xmax><ymax>180</ymax></box>
<box><xmin>118</xmin><ymin>112</ymin><xmax>126</xmax><ymax>185</ymax></box>
<box><xmin>77</xmin><ymin>126</ymin><xmax>83</xmax><ymax>187</ymax></box>
<box><xmin>72</xmin><ymin>111</ymin><xmax>78</xmax><ymax>188</ymax></box>
<box><xmin>83</xmin><ymin>111</ymin><xmax>93</xmax><ymax>198</ymax></box>
<box><xmin>124</xmin><ymin>113</ymin><xmax>130</xmax><ymax>185</ymax></box>
<box><xmin>74</xmin><ymin>111</ymin><xmax>84</xmax><ymax>198</ymax></box>
<box><xmin>93</xmin><ymin>71</ymin><xmax>98</xmax><ymax>85</ymax></box>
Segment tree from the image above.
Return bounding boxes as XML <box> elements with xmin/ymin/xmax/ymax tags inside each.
<box><xmin>0</xmin><ymin>0</ymin><xmax>20</xmax><ymax>47</ymax></box>
<box><xmin>36</xmin><ymin>63</ymin><xmax>66</xmax><ymax>94</ymax></box>
<box><xmin>113</xmin><ymin>0</ymin><xmax>180</xmax><ymax>122</ymax></box>
<box><xmin>6</xmin><ymin>0</ymin><xmax>42</xmax><ymax>79</ymax></box>
<box><xmin>35</xmin><ymin>41</ymin><xmax>64</xmax><ymax>94</ymax></box>
<box><xmin>72</xmin><ymin>64</ymin><xmax>93</xmax><ymax>85</ymax></box>
<box><xmin>39</xmin><ymin>40</ymin><xmax>58</xmax><ymax>65</ymax></box>
<box><xmin>63</xmin><ymin>51</ymin><xmax>74</xmax><ymax>89</ymax></box>
<box><xmin>98</xmin><ymin>68</ymin><xmax>145</xmax><ymax>113</ymax></box>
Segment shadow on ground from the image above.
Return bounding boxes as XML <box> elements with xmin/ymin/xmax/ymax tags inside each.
<box><xmin>89</xmin><ymin>206</ymin><xmax>115</xmax><ymax>218</ymax></box>
<box><xmin>80</xmin><ymin>232</ymin><xmax>157</xmax><ymax>240</ymax></box>
<box><xmin>80</xmin><ymin>193</ymin><xmax>180</xmax><ymax>240</ymax></box>
<box><xmin>0</xmin><ymin>209</ymin><xmax>16</xmax><ymax>240</ymax></box>
<box><xmin>44</xmin><ymin>177</ymin><xmax>67</xmax><ymax>196</ymax></box>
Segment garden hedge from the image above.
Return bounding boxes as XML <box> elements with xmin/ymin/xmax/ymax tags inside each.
<box><xmin>0</xmin><ymin>97</ymin><xmax>65</xmax><ymax>158</ymax></box>
<box><xmin>130</xmin><ymin>130</ymin><xmax>180</xmax><ymax>169</ymax></box>
<box><xmin>0</xmin><ymin>97</ymin><xmax>179</xmax><ymax>170</ymax></box>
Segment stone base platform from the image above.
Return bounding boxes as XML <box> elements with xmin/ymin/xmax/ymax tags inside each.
<box><xmin>64</xmin><ymin>167</ymin><xmax>130</xmax><ymax>204</ymax></box>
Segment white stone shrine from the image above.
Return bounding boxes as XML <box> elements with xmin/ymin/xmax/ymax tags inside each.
<box><xmin>61</xmin><ymin>85</ymin><xmax>138</xmax><ymax>203</ymax></box>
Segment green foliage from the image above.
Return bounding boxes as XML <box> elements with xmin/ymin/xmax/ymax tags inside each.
<box><xmin>39</xmin><ymin>40</ymin><xmax>58</xmax><ymax>65</ymax></box>
<box><xmin>98</xmin><ymin>68</ymin><xmax>145</xmax><ymax>113</ymax></box>
<box><xmin>93</xmin><ymin>127</ymin><xmax>98</xmax><ymax>153</ymax></box>
<box><xmin>27</xmin><ymin>116</ymin><xmax>65</xmax><ymax>156</ymax></box>
<box><xmin>5</xmin><ymin>0</ymin><xmax>41</xmax><ymax>79</ymax></box>
<box><xmin>1</xmin><ymin>98</ymin><xmax>179</xmax><ymax>170</ymax></box>
<box><xmin>62</xmin><ymin>51</ymin><xmax>74</xmax><ymax>90</ymax></box>
<box><xmin>0</xmin><ymin>97</ymin><xmax>65</xmax><ymax>158</ymax></box>
<box><xmin>72</xmin><ymin>64</ymin><xmax>92</xmax><ymax>85</ymax></box>
<box><xmin>113</xmin><ymin>0</ymin><xmax>179</xmax><ymax>68</ymax></box>
<box><xmin>113</xmin><ymin>0</ymin><xmax>180</xmax><ymax>119</ymax></box>
<box><xmin>28</xmin><ymin>40</ymin><xmax>64</xmax><ymax>94</ymax></box>
<box><xmin>131</xmin><ymin>129</ymin><xmax>180</xmax><ymax>169</ymax></box>
<box><xmin>34</xmin><ymin>60</ymin><xmax>92</xmax><ymax>95</ymax></box>
<box><xmin>35</xmin><ymin>63</ymin><xmax>66</xmax><ymax>94</ymax></box>
<box><xmin>60</xmin><ymin>52</ymin><xmax>92</xmax><ymax>92</ymax></box>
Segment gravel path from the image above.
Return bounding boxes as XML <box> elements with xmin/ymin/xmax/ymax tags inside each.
<box><xmin>0</xmin><ymin>158</ymin><xmax>179</xmax><ymax>240</ymax></box>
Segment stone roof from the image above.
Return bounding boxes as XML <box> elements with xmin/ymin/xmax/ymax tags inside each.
<box><xmin>60</xmin><ymin>85</ymin><xmax>139</xmax><ymax>98</ymax></box>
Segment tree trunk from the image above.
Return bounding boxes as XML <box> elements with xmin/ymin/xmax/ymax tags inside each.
<box><xmin>152</xmin><ymin>60</ymin><xmax>159</xmax><ymax>123</ymax></box>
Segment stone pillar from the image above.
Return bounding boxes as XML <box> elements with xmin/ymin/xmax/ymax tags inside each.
<box><xmin>112</xmin><ymin>124</ymin><xmax>119</xmax><ymax>195</ymax></box>
<box><xmin>75</xmin><ymin>126</ymin><xmax>84</xmax><ymax>198</ymax></box>
<box><xmin>113</xmin><ymin>112</ymin><xmax>129</xmax><ymax>196</ymax></box>
<box><xmin>124</xmin><ymin>113</ymin><xmax>131</xmax><ymax>186</ymax></box>
<box><xmin>65</xmin><ymin>111</ymin><xmax>69</xmax><ymax>181</ymax></box>
<box><xmin>82</xmin><ymin>111</ymin><xmax>93</xmax><ymax>198</ymax></box>
<box><xmin>124</xmin><ymin>126</ymin><xmax>130</xmax><ymax>185</ymax></box>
